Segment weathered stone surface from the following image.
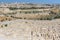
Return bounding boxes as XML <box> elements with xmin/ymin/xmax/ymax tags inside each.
<box><xmin>0</xmin><ymin>19</ymin><xmax>60</xmax><ymax>40</ymax></box>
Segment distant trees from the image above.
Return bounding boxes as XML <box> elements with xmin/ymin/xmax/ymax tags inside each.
<box><xmin>49</xmin><ymin>10</ymin><xmax>60</xmax><ymax>19</ymax></box>
<box><xmin>8</xmin><ymin>7</ymin><xmax>60</xmax><ymax>20</ymax></box>
<box><xmin>9</xmin><ymin>7</ymin><xmax>18</xmax><ymax>10</ymax></box>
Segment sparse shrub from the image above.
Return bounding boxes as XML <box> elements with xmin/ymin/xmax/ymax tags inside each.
<box><xmin>24</xmin><ymin>18</ymin><xmax>26</xmax><ymax>19</ymax></box>
<box><xmin>1</xmin><ymin>25</ymin><xmax>3</xmax><ymax>28</ymax></box>
<box><xmin>54</xmin><ymin>14</ymin><xmax>60</xmax><ymax>19</ymax></box>
<box><xmin>46</xmin><ymin>17</ymin><xmax>52</xmax><ymax>20</ymax></box>
<box><xmin>6</xmin><ymin>18</ymin><xmax>7</xmax><ymax>20</ymax></box>
<box><xmin>38</xmin><ymin>14</ymin><xmax>53</xmax><ymax>20</ymax></box>
<box><xmin>9</xmin><ymin>7</ymin><xmax>18</xmax><ymax>10</ymax></box>
<box><xmin>25</xmin><ymin>21</ymin><xmax>28</xmax><ymax>23</ymax></box>
<box><xmin>19</xmin><ymin>17</ymin><xmax>22</xmax><ymax>19</ymax></box>
<box><xmin>40</xmin><ymin>18</ymin><xmax>42</xmax><ymax>20</ymax></box>
<box><xmin>5</xmin><ymin>24</ymin><xmax>8</xmax><ymax>27</ymax></box>
<box><xmin>25</xmin><ymin>12</ymin><xmax>28</xmax><ymax>14</ymax></box>
<box><xmin>1</xmin><ymin>20</ymin><xmax>4</xmax><ymax>22</ymax></box>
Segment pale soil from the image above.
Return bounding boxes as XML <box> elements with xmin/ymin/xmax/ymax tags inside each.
<box><xmin>0</xmin><ymin>19</ymin><xmax>60</xmax><ymax>40</ymax></box>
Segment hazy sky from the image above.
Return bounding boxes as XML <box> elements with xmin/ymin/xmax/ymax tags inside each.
<box><xmin>0</xmin><ymin>0</ymin><xmax>60</xmax><ymax>4</ymax></box>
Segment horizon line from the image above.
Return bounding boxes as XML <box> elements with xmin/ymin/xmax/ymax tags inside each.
<box><xmin>0</xmin><ymin>2</ymin><xmax>60</xmax><ymax>4</ymax></box>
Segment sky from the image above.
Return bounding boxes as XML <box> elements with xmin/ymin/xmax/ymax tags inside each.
<box><xmin>0</xmin><ymin>0</ymin><xmax>60</xmax><ymax>4</ymax></box>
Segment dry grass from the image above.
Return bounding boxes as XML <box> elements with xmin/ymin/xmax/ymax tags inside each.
<box><xmin>0</xmin><ymin>16</ymin><xmax>15</xmax><ymax>22</ymax></box>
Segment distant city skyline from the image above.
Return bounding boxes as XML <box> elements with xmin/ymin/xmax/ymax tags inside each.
<box><xmin>0</xmin><ymin>0</ymin><xmax>60</xmax><ymax>4</ymax></box>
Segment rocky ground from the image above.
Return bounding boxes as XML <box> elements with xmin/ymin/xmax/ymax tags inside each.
<box><xmin>0</xmin><ymin>3</ymin><xmax>60</xmax><ymax>40</ymax></box>
<box><xmin>0</xmin><ymin>19</ymin><xmax>60</xmax><ymax>40</ymax></box>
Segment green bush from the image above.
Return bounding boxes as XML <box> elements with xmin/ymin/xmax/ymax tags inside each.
<box><xmin>54</xmin><ymin>13</ymin><xmax>60</xmax><ymax>19</ymax></box>
<box><xmin>9</xmin><ymin>7</ymin><xmax>18</xmax><ymax>10</ymax></box>
<box><xmin>5</xmin><ymin>24</ymin><xmax>8</xmax><ymax>27</ymax></box>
